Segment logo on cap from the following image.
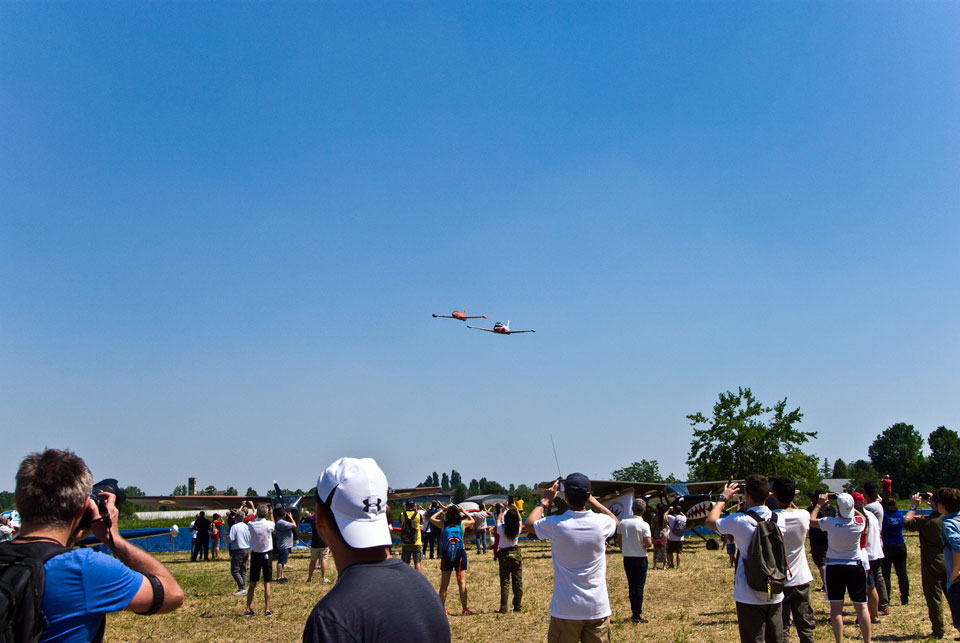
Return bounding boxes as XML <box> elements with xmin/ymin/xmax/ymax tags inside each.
<box><xmin>362</xmin><ymin>497</ymin><xmax>385</xmax><ymax>514</ymax></box>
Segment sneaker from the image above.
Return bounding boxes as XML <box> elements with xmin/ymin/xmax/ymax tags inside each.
<box><xmin>233</xmin><ymin>589</ymin><xmax>247</xmax><ymax>596</ymax></box>
<box><xmin>462</xmin><ymin>609</ymin><xmax>475</xmax><ymax>616</ymax></box>
<box><xmin>513</xmin><ymin>607</ymin><xmax>522</xmax><ymax>613</ymax></box>
<box><xmin>265</xmin><ymin>610</ymin><xmax>273</xmax><ymax>617</ymax></box>
<box><xmin>322</xmin><ymin>578</ymin><xmax>331</xmax><ymax>584</ymax></box>
<box><xmin>244</xmin><ymin>610</ymin><xmax>255</xmax><ymax>616</ymax></box>
<box><xmin>878</xmin><ymin>608</ymin><xmax>890</xmax><ymax>616</ymax></box>
<box><xmin>497</xmin><ymin>608</ymin><xmax>507</xmax><ymax>614</ymax></box>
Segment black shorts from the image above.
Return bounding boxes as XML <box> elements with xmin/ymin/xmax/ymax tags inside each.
<box><xmin>810</xmin><ymin>545</ymin><xmax>827</xmax><ymax>568</ymax></box>
<box><xmin>667</xmin><ymin>540</ymin><xmax>683</xmax><ymax>554</ymax></box>
<box><xmin>250</xmin><ymin>551</ymin><xmax>273</xmax><ymax>584</ymax></box>
<box><xmin>826</xmin><ymin>563</ymin><xmax>867</xmax><ymax>604</ymax></box>
<box><xmin>276</xmin><ymin>547</ymin><xmax>290</xmax><ymax>565</ymax></box>
<box><xmin>440</xmin><ymin>551</ymin><xmax>467</xmax><ymax>572</ymax></box>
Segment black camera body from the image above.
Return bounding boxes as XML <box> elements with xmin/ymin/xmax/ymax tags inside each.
<box><xmin>78</xmin><ymin>478</ymin><xmax>125</xmax><ymax>529</ymax></box>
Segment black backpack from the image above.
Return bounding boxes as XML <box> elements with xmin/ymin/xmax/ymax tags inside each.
<box><xmin>0</xmin><ymin>540</ymin><xmax>68</xmax><ymax>643</ymax></box>
<box><xmin>400</xmin><ymin>511</ymin><xmax>418</xmax><ymax>545</ymax></box>
<box><xmin>742</xmin><ymin>511</ymin><xmax>787</xmax><ymax>598</ymax></box>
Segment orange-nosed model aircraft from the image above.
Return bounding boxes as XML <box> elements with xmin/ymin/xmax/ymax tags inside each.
<box><xmin>466</xmin><ymin>320</ymin><xmax>535</xmax><ymax>335</ymax></box>
<box><xmin>432</xmin><ymin>308</ymin><xmax>486</xmax><ymax>322</ymax></box>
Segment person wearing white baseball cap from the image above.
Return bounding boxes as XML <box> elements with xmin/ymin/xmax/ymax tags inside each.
<box><xmin>811</xmin><ymin>492</ymin><xmax>871</xmax><ymax>643</ymax></box>
<box><xmin>302</xmin><ymin>457</ymin><xmax>450</xmax><ymax>642</ymax></box>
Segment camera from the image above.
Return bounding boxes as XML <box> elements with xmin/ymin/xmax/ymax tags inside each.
<box><xmin>79</xmin><ymin>478</ymin><xmax>126</xmax><ymax>529</ymax></box>
<box><xmin>920</xmin><ymin>492</ymin><xmax>932</xmax><ymax>500</ymax></box>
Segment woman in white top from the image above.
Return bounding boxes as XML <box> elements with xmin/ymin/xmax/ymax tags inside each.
<box><xmin>495</xmin><ymin>507</ymin><xmax>523</xmax><ymax>613</ymax></box>
<box><xmin>811</xmin><ymin>493</ymin><xmax>870</xmax><ymax>643</ymax></box>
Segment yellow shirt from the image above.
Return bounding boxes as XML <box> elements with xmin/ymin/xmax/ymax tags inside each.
<box><xmin>401</xmin><ymin>510</ymin><xmax>422</xmax><ymax>546</ymax></box>
<box><xmin>515</xmin><ymin>499</ymin><xmax>524</xmax><ymax>514</ymax></box>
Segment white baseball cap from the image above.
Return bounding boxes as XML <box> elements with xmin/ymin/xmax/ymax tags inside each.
<box><xmin>836</xmin><ymin>493</ymin><xmax>855</xmax><ymax>519</ymax></box>
<box><xmin>316</xmin><ymin>457</ymin><xmax>391</xmax><ymax>550</ymax></box>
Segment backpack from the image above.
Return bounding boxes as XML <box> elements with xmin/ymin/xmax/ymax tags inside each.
<box><xmin>742</xmin><ymin>511</ymin><xmax>787</xmax><ymax>598</ymax></box>
<box><xmin>669</xmin><ymin>515</ymin><xmax>687</xmax><ymax>538</ymax></box>
<box><xmin>441</xmin><ymin>525</ymin><xmax>463</xmax><ymax>561</ymax></box>
<box><xmin>400</xmin><ymin>511</ymin><xmax>418</xmax><ymax>545</ymax></box>
<box><xmin>0</xmin><ymin>541</ymin><xmax>68</xmax><ymax>643</ymax></box>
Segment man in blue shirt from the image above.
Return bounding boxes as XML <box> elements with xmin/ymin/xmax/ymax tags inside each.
<box><xmin>940</xmin><ymin>487</ymin><xmax>960</xmax><ymax>638</ymax></box>
<box><xmin>8</xmin><ymin>448</ymin><xmax>184</xmax><ymax>642</ymax></box>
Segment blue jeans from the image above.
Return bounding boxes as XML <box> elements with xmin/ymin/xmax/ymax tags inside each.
<box><xmin>474</xmin><ymin>530</ymin><xmax>487</xmax><ymax>554</ymax></box>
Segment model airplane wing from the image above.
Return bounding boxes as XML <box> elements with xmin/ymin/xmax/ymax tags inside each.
<box><xmin>505</xmin><ymin>329</ymin><xmax>535</xmax><ymax>334</ymax></box>
<box><xmin>466</xmin><ymin>325</ymin><xmax>497</xmax><ymax>332</ymax></box>
<box><xmin>432</xmin><ymin>314</ymin><xmax>455</xmax><ymax>318</ymax></box>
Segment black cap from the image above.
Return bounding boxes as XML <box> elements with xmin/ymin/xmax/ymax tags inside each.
<box><xmin>564</xmin><ymin>473</ymin><xmax>591</xmax><ymax>495</ymax></box>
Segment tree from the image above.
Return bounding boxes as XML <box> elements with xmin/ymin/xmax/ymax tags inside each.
<box><xmin>450</xmin><ymin>470</ymin><xmax>462</xmax><ymax>488</ymax></box>
<box><xmin>468</xmin><ymin>479</ymin><xmax>480</xmax><ymax>496</ymax></box>
<box><xmin>844</xmin><ymin>460</ymin><xmax>878</xmax><ymax>494</ymax></box>
<box><xmin>0</xmin><ymin>490</ymin><xmax>14</xmax><ymax>510</ymax></box>
<box><xmin>225</xmin><ymin>486</ymin><xmax>238</xmax><ymax>496</ymax></box>
<box><xmin>202</xmin><ymin>485</ymin><xmax>218</xmax><ymax>496</ymax></box>
<box><xmin>481</xmin><ymin>479</ymin><xmax>507</xmax><ymax>495</ymax></box>
<box><xmin>686</xmin><ymin>387</ymin><xmax>821</xmax><ymax>492</ymax></box>
<box><xmin>245</xmin><ymin>487</ymin><xmax>259</xmax><ymax>497</ymax></box>
<box><xmin>611</xmin><ymin>460</ymin><xmax>663</xmax><ymax>482</ymax></box>
<box><xmin>515</xmin><ymin>484</ymin><xmax>534</xmax><ymax>506</ymax></box>
<box><xmin>821</xmin><ymin>458</ymin><xmax>831</xmax><ymax>478</ymax></box>
<box><xmin>441</xmin><ymin>473</ymin><xmax>450</xmax><ymax>491</ymax></box>
<box><xmin>926</xmin><ymin>426</ymin><xmax>960</xmax><ymax>490</ymax></box>
<box><xmin>172</xmin><ymin>484</ymin><xmax>188</xmax><ymax>496</ymax></box>
<box><xmin>868</xmin><ymin>422</ymin><xmax>924</xmax><ymax>497</ymax></box>
<box><xmin>431</xmin><ymin>472</ymin><xmax>439</xmax><ymax>487</ymax></box>
<box><xmin>832</xmin><ymin>459</ymin><xmax>848</xmax><ymax>478</ymax></box>
<box><xmin>453</xmin><ymin>483</ymin><xmax>467</xmax><ymax>504</ymax></box>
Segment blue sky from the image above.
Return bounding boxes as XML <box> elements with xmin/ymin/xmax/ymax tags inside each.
<box><xmin>2</xmin><ymin>2</ymin><xmax>958</xmax><ymax>495</ymax></box>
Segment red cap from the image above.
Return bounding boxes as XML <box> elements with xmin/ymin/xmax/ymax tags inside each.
<box><xmin>851</xmin><ymin>492</ymin><xmax>865</xmax><ymax>505</ymax></box>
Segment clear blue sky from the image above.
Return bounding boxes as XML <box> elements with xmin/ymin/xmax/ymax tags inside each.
<box><xmin>2</xmin><ymin>2</ymin><xmax>958</xmax><ymax>495</ymax></box>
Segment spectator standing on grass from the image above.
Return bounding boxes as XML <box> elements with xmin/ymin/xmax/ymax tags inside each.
<box><xmin>852</xmin><ymin>492</ymin><xmax>883</xmax><ymax>623</ymax></box>
<box><xmin>429</xmin><ymin>503</ymin><xmax>476</xmax><ymax>615</ymax></box>
<box><xmin>399</xmin><ymin>500</ymin><xmax>423</xmax><ymax>573</ymax></box>
<box><xmin>905</xmin><ymin>490</ymin><xmax>947</xmax><ymax>638</ymax></box>
<box><xmin>526</xmin><ymin>473</ymin><xmax>619</xmax><ymax>643</ymax></box>
<box><xmin>617</xmin><ymin>498</ymin><xmax>653</xmax><ymax>624</ymax></box>
<box><xmin>275</xmin><ymin>509</ymin><xmax>296</xmax><ymax>584</ymax></box>
<box><xmin>705</xmin><ymin>475</ymin><xmax>785</xmax><ymax>643</ymax></box>
<box><xmin>303</xmin><ymin>457</ymin><xmax>450</xmax><ymax>642</ymax></box>
<box><xmin>306</xmin><ymin>511</ymin><xmax>331</xmax><ymax>584</ymax></box>
<box><xmin>862</xmin><ymin>482</ymin><xmax>889</xmax><ymax>616</ymax></box>
<box><xmin>210</xmin><ymin>513</ymin><xmax>224</xmax><ymax>559</ymax></box>
<box><xmin>228</xmin><ymin>511</ymin><xmax>251</xmax><ymax>596</ymax></box>
<box><xmin>245</xmin><ymin>504</ymin><xmax>275</xmax><ymax>616</ymax></box>
<box><xmin>192</xmin><ymin>511</ymin><xmax>211</xmax><ymax>562</ymax></box>
<box><xmin>938</xmin><ymin>487</ymin><xmax>960</xmax><ymax>639</ymax></box>
<box><xmin>665</xmin><ymin>505</ymin><xmax>686</xmax><ymax>569</ymax></box>
<box><xmin>771</xmin><ymin>477</ymin><xmax>815</xmax><ymax>643</ymax></box>
<box><xmin>806</xmin><ymin>495</ymin><xmax>835</xmax><ymax>592</ymax></box>
<box><xmin>2</xmin><ymin>449</ymin><xmax>183</xmax><ymax>642</ymax></box>
<box><xmin>472</xmin><ymin>503</ymin><xmax>488</xmax><ymax>555</ymax></box>
<box><xmin>424</xmin><ymin>501</ymin><xmax>441</xmax><ymax>560</ymax></box>
<box><xmin>810</xmin><ymin>493</ymin><xmax>871</xmax><ymax>643</ymax></box>
<box><xmin>880</xmin><ymin>496</ymin><xmax>908</xmax><ymax>606</ymax></box>
<box><xmin>881</xmin><ymin>475</ymin><xmax>892</xmax><ymax>498</ymax></box>
<box><xmin>495</xmin><ymin>506</ymin><xmax>523</xmax><ymax>613</ymax></box>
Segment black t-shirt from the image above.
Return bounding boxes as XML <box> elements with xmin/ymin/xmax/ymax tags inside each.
<box><xmin>807</xmin><ymin>503</ymin><xmax>835</xmax><ymax>548</ymax></box>
<box><xmin>194</xmin><ymin>516</ymin><xmax>211</xmax><ymax>537</ymax></box>
<box><xmin>302</xmin><ymin>558</ymin><xmax>450</xmax><ymax>643</ymax></box>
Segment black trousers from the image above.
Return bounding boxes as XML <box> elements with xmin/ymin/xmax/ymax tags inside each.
<box><xmin>191</xmin><ymin>537</ymin><xmax>209</xmax><ymax>561</ymax></box>
<box><xmin>881</xmin><ymin>542</ymin><xmax>909</xmax><ymax>604</ymax></box>
<box><xmin>425</xmin><ymin>529</ymin><xmax>440</xmax><ymax>558</ymax></box>
<box><xmin>623</xmin><ymin>556</ymin><xmax>649</xmax><ymax>618</ymax></box>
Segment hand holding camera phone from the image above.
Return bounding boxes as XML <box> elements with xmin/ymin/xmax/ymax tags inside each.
<box><xmin>80</xmin><ymin>479</ymin><xmax>126</xmax><ymax>538</ymax></box>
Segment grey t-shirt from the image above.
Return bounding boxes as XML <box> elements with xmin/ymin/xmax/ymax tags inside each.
<box><xmin>302</xmin><ymin>558</ymin><xmax>450</xmax><ymax>643</ymax></box>
<box><xmin>275</xmin><ymin>519</ymin><xmax>296</xmax><ymax>550</ymax></box>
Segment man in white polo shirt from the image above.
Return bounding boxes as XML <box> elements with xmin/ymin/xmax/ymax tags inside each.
<box><xmin>617</xmin><ymin>498</ymin><xmax>653</xmax><ymax>624</ymax></box>
<box><xmin>771</xmin><ymin>477</ymin><xmax>815</xmax><ymax>643</ymax></box>
<box><xmin>245</xmin><ymin>504</ymin><xmax>275</xmax><ymax>616</ymax></box>
<box><xmin>706</xmin><ymin>474</ymin><xmax>785</xmax><ymax>643</ymax></box>
<box><xmin>526</xmin><ymin>473</ymin><xmax>619</xmax><ymax>643</ymax></box>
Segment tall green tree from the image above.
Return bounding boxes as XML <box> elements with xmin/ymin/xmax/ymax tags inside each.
<box><xmin>926</xmin><ymin>426</ymin><xmax>960</xmax><ymax>490</ymax></box>
<box><xmin>172</xmin><ymin>484</ymin><xmax>188</xmax><ymax>496</ymax></box>
<box><xmin>868</xmin><ymin>422</ymin><xmax>924</xmax><ymax>497</ymax></box>
<box><xmin>686</xmin><ymin>387</ymin><xmax>821</xmax><ymax>491</ymax></box>
<box><xmin>611</xmin><ymin>460</ymin><xmax>663</xmax><ymax>482</ymax></box>
<box><xmin>225</xmin><ymin>486</ymin><xmax>238</xmax><ymax>496</ymax></box>
<box><xmin>441</xmin><ymin>473</ymin><xmax>450</xmax><ymax>491</ymax></box>
<box><xmin>468</xmin><ymin>479</ymin><xmax>480</xmax><ymax>495</ymax></box>
<box><xmin>821</xmin><ymin>458</ymin><xmax>831</xmax><ymax>478</ymax></box>
<box><xmin>831</xmin><ymin>459</ymin><xmax>848</xmax><ymax>478</ymax></box>
<box><xmin>0</xmin><ymin>491</ymin><xmax>15</xmax><ymax>510</ymax></box>
<box><xmin>245</xmin><ymin>487</ymin><xmax>259</xmax><ymax>497</ymax></box>
<box><xmin>843</xmin><ymin>460</ymin><xmax>878</xmax><ymax>494</ymax></box>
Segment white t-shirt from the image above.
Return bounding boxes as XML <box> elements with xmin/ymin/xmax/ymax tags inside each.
<box><xmin>0</xmin><ymin>525</ymin><xmax>13</xmax><ymax>542</ymax></box>
<box><xmin>229</xmin><ymin>521</ymin><xmax>251</xmax><ymax>549</ymax></box>
<box><xmin>618</xmin><ymin>516</ymin><xmax>651</xmax><ymax>558</ymax></box>
<box><xmin>863</xmin><ymin>510</ymin><xmax>883</xmax><ymax>562</ymax></box>
<box><xmin>773</xmin><ymin>508</ymin><xmax>813</xmax><ymax>587</ymax></box>
<box><xmin>715</xmin><ymin>506</ymin><xmax>785</xmax><ymax>605</ymax></box>
<box><xmin>534</xmin><ymin>510</ymin><xmax>618</xmax><ymax>620</ymax></box>
<box><xmin>666</xmin><ymin>514</ymin><xmax>687</xmax><ymax>541</ymax></box>
<box><xmin>248</xmin><ymin>519</ymin><xmax>275</xmax><ymax>553</ymax></box>
<box><xmin>496</xmin><ymin>523</ymin><xmax>520</xmax><ymax>550</ymax></box>
<box><xmin>818</xmin><ymin>514</ymin><xmax>865</xmax><ymax>564</ymax></box>
<box><xmin>189</xmin><ymin>521</ymin><xmax>197</xmax><ymax>540</ymax></box>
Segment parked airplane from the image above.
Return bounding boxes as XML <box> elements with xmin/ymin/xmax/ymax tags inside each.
<box><xmin>433</xmin><ymin>308</ymin><xmax>486</xmax><ymax>322</ymax></box>
<box><xmin>466</xmin><ymin>320</ymin><xmax>535</xmax><ymax>335</ymax></box>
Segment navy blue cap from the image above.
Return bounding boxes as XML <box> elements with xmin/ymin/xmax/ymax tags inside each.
<box><xmin>564</xmin><ymin>473</ymin><xmax>591</xmax><ymax>495</ymax></box>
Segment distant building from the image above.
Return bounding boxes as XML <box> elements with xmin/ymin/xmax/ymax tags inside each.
<box><xmin>821</xmin><ymin>478</ymin><xmax>851</xmax><ymax>494</ymax></box>
<box><xmin>188</xmin><ymin>477</ymin><xmax>197</xmax><ymax>495</ymax></box>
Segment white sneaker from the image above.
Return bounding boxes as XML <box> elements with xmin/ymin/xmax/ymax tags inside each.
<box><xmin>322</xmin><ymin>578</ymin><xmax>330</xmax><ymax>584</ymax></box>
<box><xmin>234</xmin><ymin>589</ymin><xmax>247</xmax><ymax>596</ymax></box>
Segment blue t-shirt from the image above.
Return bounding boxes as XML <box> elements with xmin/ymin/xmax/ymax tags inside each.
<box><xmin>41</xmin><ymin>548</ymin><xmax>144</xmax><ymax>642</ymax></box>
<box><xmin>943</xmin><ymin>512</ymin><xmax>960</xmax><ymax>589</ymax></box>
<box><xmin>881</xmin><ymin>511</ymin><xmax>905</xmax><ymax>546</ymax></box>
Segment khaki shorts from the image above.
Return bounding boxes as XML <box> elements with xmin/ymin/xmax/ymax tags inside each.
<box><xmin>310</xmin><ymin>546</ymin><xmax>330</xmax><ymax>564</ymax></box>
<box><xmin>547</xmin><ymin>616</ymin><xmax>610</xmax><ymax>643</ymax></box>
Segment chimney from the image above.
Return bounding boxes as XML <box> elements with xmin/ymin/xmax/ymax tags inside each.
<box><xmin>188</xmin><ymin>477</ymin><xmax>197</xmax><ymax>495</ymax></box>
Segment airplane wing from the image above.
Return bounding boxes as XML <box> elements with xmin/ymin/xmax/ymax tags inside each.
<box><xmin>388</xmin><ymin>486</ymin><xmax>444</xmax><ymax>500</ymax></box>
<box><xmin>466</xmin><ymin>325</ymin><xmax>497</xmax><ymax>332</ymax></box>
<box><xmin>504</xmin><ymin>329</ymin><xmax>535</xmax><ymax>334</ymax></box>
<box><xmin>683</xmin><ymin>480</ymin><xmax>740</xmax><ymax>495</ymax></box>
<box><xmin>432</xmin><ymin>314</ymin><xmax>454</xmax><ymax>318</ymax></box>
<box><xmin>133</xmin><ymin>495</ymin><xmax>271</xmax><ymax>510</ymax></box>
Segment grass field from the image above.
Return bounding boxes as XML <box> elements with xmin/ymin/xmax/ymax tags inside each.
<box><xmin>108</xmin><ymin>534</ymin><xmax>944</xmax><ymax>642</ymax></box>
